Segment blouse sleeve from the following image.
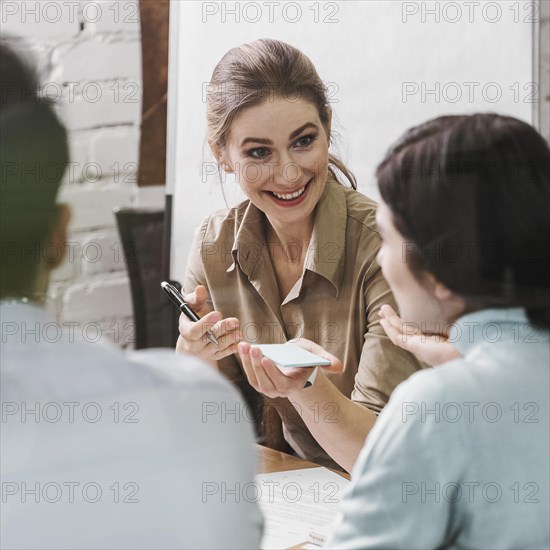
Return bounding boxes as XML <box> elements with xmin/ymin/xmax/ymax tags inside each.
<box><xmin>182</xmin><ymin>216</ymin><xmax>243</xmax><ymax>385</ymax></box>
<box><xmin>351</xmin><ymin>250</ymin><xmax>427</xmax><ymax>412</ymax></box>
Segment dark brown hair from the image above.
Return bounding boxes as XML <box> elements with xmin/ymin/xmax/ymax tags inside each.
<box><xmin>377</xmin><ymin>114</ymin><xmax>550</xmax><ymax>328</ymax></box>
<box><xmin>0</xmin><ymin>40</ymin><xmax>69</xmax><ymax>298</ymax></box>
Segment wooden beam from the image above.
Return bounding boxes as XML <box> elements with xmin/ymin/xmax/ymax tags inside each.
<box><xmin>138</xmin><ymin>0</ymin><xmax>170</xmax><ymax>186</ymax></box>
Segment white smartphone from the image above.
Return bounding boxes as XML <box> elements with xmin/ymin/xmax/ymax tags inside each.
<box><xmin>253</xmin><ymin>343</ymin><xmax>331</xmax><ymax>368</ymax></box>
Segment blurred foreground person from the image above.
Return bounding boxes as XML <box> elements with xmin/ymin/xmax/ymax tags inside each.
<box><xmin>0</xmin><ymin>40</ymin><xmax>262</xmax><ymax>550</ymax></box>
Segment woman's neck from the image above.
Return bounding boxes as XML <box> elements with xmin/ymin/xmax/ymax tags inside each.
<box><xmin>265</xmin><ymin>217</ymin><xmax>314</xmax><ymax>263</ymax></box>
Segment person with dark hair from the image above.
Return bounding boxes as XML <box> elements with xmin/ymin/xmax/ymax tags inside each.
<box><xmin>327</xmin><ymin>114</ymin><xmax>550</xmax><ymax>548</ymax></box>
<box><xmin>0</xmin><ymin>41</ymin><xmax>70</xmax><ymax>300</ymax></box>
<box><xmin>1</xmin><ymin>40</ymin><xmax>262</xmax><ymax>549</ymax></box>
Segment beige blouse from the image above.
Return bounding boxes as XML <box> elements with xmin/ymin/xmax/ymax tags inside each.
<box><xmin>184</xmin><ymin>175</ymin><xmax>425</xmax><ymax>467</ymax></box>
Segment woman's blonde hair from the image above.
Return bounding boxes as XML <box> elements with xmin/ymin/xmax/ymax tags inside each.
<box><xmin>206</xmin><ymin>38</ymin><xmax>356</xmax><ymax>189</ymax></box>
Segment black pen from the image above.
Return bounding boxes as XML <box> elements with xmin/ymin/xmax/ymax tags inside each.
<box><xmin>161</xmin><ymin>281</ymin><xmax>219</xmax><ymax>346</ymax></box>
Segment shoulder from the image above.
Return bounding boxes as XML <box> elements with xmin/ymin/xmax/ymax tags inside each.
<box><xmin>372</xmin><ymin>358</ymin><xmax>474</xmax><ymax>440</ymax></box>
<box><xmin>377</xmin><ymin>354</ymin><xmax>513</xmax><ymax>437</ymax></box>
<box><xmin>330</xmin><ymin>184</ymin><xmax>382</xmax><ymax>262</ymax></box>
<box><xmin>1</xmin><ymin>336</ymin><xmax>238</xmax><ymax>408</ymax></box>
<box><xmin>390</xmin><ymin>356</ymin><xmax>477</xmax><ymax>406</ymax></box>
<box><xmin>194</xmin><ymin>200</ymin><xmax>251</xmax><ymax>244</ymax></box>
<box><xmin>73</xmin><ymin>345</ymin><xmax>242</xmax><ymax>404</ymax></box>
<box><xmin>357</xmin><ymin>360</ymin><xmax>469</xmax><ymax>465</ymax></box>
<box><xmin>127</xmin><ymin>349</ymin><xmax>241</xmax><ymax>399</ymax></box>
<box><xmin>339</xmin><ymin>185</ymin><xmax>381</xmax><ymax>240</ymax></box>
<box><xmin>341</xmin><ymin>186</ymin><xmax>379</xmax><ymax>227</ymax></box>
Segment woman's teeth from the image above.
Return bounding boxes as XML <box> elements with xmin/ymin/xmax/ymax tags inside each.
<box><xmin>270</xmin><ymin>186</ymin><xmax>306</xmax><ymax>201</ymax></box>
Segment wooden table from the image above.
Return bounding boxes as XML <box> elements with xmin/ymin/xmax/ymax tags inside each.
<box><xmin>257</xmin><ymin>444</ymin><xmax>350</xmax><ymax>480</ymax></box>
<box><xmin>256</xmin><ymin>445</ymin><xmax>350</xmax><ymax>549</ymax></box>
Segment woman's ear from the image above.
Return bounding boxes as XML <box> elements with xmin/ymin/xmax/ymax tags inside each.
<box><xmin>421</xmin><ymin>271</ymin><xmax>454</xmax><ymax>302</ymax></box>
<box><xmin>208</xmin><ymin>140</ymin><xmax>234</xmax><ymax>173</ymax></box>
<box><xmin>421</xmin><ymin>272</ymin><xmax>456</xmax><ymax>303</ymax></box>
<box><xmin>208</xmin><ymin>139</ymin><xmax>223</xmax><ymax>163</ymax></box>
<box><xmin>433</xmin><ymin>281</ymin><xmax>455</xmax><ymax>302</ymax></box>
<box><xmin>45</xmin><ymin>203</ymin><xmax>71</xmax><ymax>269</ymax></box>
<box><xmin>433</xmin><ymin>278</ymin><xmax>467</xmax><ymax>314</ymax></box>
<box><xmin>326</xmin><ymin>106</ymin><xmax>333</xmax><ymax>140</ymax></box>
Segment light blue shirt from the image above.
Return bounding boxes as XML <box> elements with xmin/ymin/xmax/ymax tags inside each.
<box><xmin>329</xmin><ymin>308</ymin><xmax>549</xmax><ymax>549</ymax></box>
<box><xmin>1</xmin><ymin>301</ymin><xmax>263</xmax><ymax>549</ymax></box>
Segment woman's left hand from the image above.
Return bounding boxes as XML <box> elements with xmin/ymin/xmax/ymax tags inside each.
<box><xmin>237</xmin><ymin>339</ymin><xmax>343</xmax><ymax>399</ymax></box>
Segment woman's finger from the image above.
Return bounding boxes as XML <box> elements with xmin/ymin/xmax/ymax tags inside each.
<box><xmin>183</xmin><ymin>285</ymin><xmax>212</xmax><ymax>317</ymax></box>
<box><xmin>260</xmin><ymin>358</ymin><xmax>314</xmax><ymax>396</ymax></box>
<box><xmin>248</xmin><ymin>347</ymin><xmax>278</xmax><ymax>395</ymax></box>
<box><xmin>211</xmin><ymin>342</ymin><xmax>240</xmax><ymax>361</ymax></box>
<box><xmin>379</xmin><ymin>317</ymin><xmax>410</xmax><ymax>350</ymax></box>
<box><xmin>179</xmin><ymin>310</ymin><xmax>221</xmax><ymax>341</ymax></box>
<box><xmin>380</xmin><ymin>306</ymin><xmax>422</xmax><ymax>342</ymax></box>
<box><xmin>213</xmin><ymin>328</ymin><xmax>242</xmax><ymax>348</ymax></box>
<box><xmin>266</xmin><ymin>360</ymin><xmax>313</xmax><ymax>385</ymax></box>
<box><xmin>210</xmin><ymin>318</ymin><xmax>241</xmax><ymax>341</ymax></box>
<box><xmin>192</xmin><ymin>334</ymin><xmax>237</xmax><ymax>361</ymax></box>
<box><xmin>380</xmin><ymin>305</ymin><xmax>418</xmax><ymax>334</ymax></box>
<box><xmin>238</xmin><ymin>342</ymin><xmax>259</xmax><ymax>389</ymax></box>
<box><xmin>292</xmin><ymin>338</ymin><xmax>344</xmax><ymax>373</ymax></box>
<box><xmin>179</xmin><ymin>318</ymin><xmax>237</xmax><ymax>359</ymax></box>
<box><xmin>378</xmin><ymin>303</ymin><xmax>396</xmax><ymax>319</ymax></box>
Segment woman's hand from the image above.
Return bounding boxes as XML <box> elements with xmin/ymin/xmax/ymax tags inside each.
<box><xmin>378</xmin><ymin>304</ymin><xmax>461</xmax><ymax>366</ymax></box>
<box><xmin>176</xmin><ymin>285</ymin><xmax>242</xmax><ymax>364</ymax></box>
<box><xmin>237</xmin><ymin>338</ymin><xmax>343</xmax><ymax>399</ymax></box>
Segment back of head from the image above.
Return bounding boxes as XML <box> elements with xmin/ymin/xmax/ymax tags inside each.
<box><xmin>0</xmin><ymin>40</ymin><xmax>68</xmax><ymax>298</ymax></box>
<box><xmin>377</xmin><ymin>113</ymin><xmax>550</xmax><ymax>329</ymax></box>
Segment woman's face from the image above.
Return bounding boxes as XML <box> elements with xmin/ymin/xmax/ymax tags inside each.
<box><xmin>218</xmin><ymin>97</ymin><xmax>330</xmax><ymax>230</ymax></box>
<box><xmin>376</xmin><ymin>201</ymin><xmax>451</xmax><ymax>331</ymax></box>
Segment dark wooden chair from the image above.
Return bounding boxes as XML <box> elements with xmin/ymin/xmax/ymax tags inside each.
<box><xmin>115</xmin><ymin>207</ymin><xmax>269</xmax><ymax>439</ymax></box>
<box><xmin>114</xmin><ymin>207</ymin><xmax>180</xmax><ymax>349</ymax></box>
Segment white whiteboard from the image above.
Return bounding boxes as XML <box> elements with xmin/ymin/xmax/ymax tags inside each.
<box><xmin>167</xmin><ymin>0</ymin><xmax>535</xmax><ymax>281</ymax></box>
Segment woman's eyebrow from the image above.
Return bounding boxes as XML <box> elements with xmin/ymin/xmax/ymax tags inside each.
<box><xmin>239</xmin><ymin>122</ymin><xmax>318</xmax><ymax>147</ymax></box>
<box><xmin>289</xmin><ymin>122</ymin><xmax>318</xmax><ymax>140</ymax></box>
<box><xmin>240</xmin><ymin>136</ymin><xmax>272</xmax><ymax>147</ymax></box>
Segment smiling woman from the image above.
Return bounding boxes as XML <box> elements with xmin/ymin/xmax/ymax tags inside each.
<box><xmin>214</xmin><ymin>98</ymin><xmax>329</xmax><ymax>248</ymax></box>
<box><xmin>175</xmin><ymin>39</ymin><xmax>425</xmax><ymax>472</ymax></box>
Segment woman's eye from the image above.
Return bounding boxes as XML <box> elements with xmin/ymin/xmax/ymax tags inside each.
<box><xmin>294</xmin><ymin>135</ymin><xmax>316</xmax><ymax>148</ymax></box>
<box><xmin>248</xmin><ymin>147</ymin><xmax>270</xmax><ymax>159</ymax></box>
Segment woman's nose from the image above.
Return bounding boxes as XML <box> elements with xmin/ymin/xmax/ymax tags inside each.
<box><xmin>271</xmin><ymin>151</ymin><xmax>302</xmax><ymax>186</ymax></box>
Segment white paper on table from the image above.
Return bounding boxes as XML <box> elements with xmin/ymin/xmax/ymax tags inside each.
<box><xmin>255</xmin><ymin>467</ymin><xmax>349</xmax><ymax>550</ymax></box>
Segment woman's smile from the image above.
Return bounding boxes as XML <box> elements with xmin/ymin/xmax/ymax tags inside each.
<box><xmin>220</xmin><ymin>97</ymin><xmax>330</xmax><ymax>230</ymax></box>
<box><xmin>264</xmin><ymin>178</ymin><xmax>312</xmax><ymax>207</ymax></box>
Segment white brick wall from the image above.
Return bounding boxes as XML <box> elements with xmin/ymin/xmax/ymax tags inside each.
<box><xmin>56</xmin><ymin>38</ymin><xmax>141</xmax><ymax>81</ymax></box>
<box><xmin>58</xmin><ymin>182</ymin><xmax>135</xmax><ymax>229</ymax></box>
<box><xmin>1</xmin><ymin>0</ymin><xmax>158</xmax><ymax>349</ymax></box>
<box><xmin>0</xmin><ymin>1</ymin><xmax>81</xmax><ymax>39</ymax></box>
<box><xmin>59</xmin><ymin>85</ymin><xmax>142</xmax><ymax>130</ymax></box>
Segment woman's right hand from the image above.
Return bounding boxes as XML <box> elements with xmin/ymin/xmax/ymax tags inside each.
<box><xmin>378</xmin><ymin>304</ymin><xmax>461</xmax><ymax>367</ymax></box>
<box><xmin>175</xmin><ymin>285</ymin><xmax>242</xmax><ymax>364</ymax></box>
